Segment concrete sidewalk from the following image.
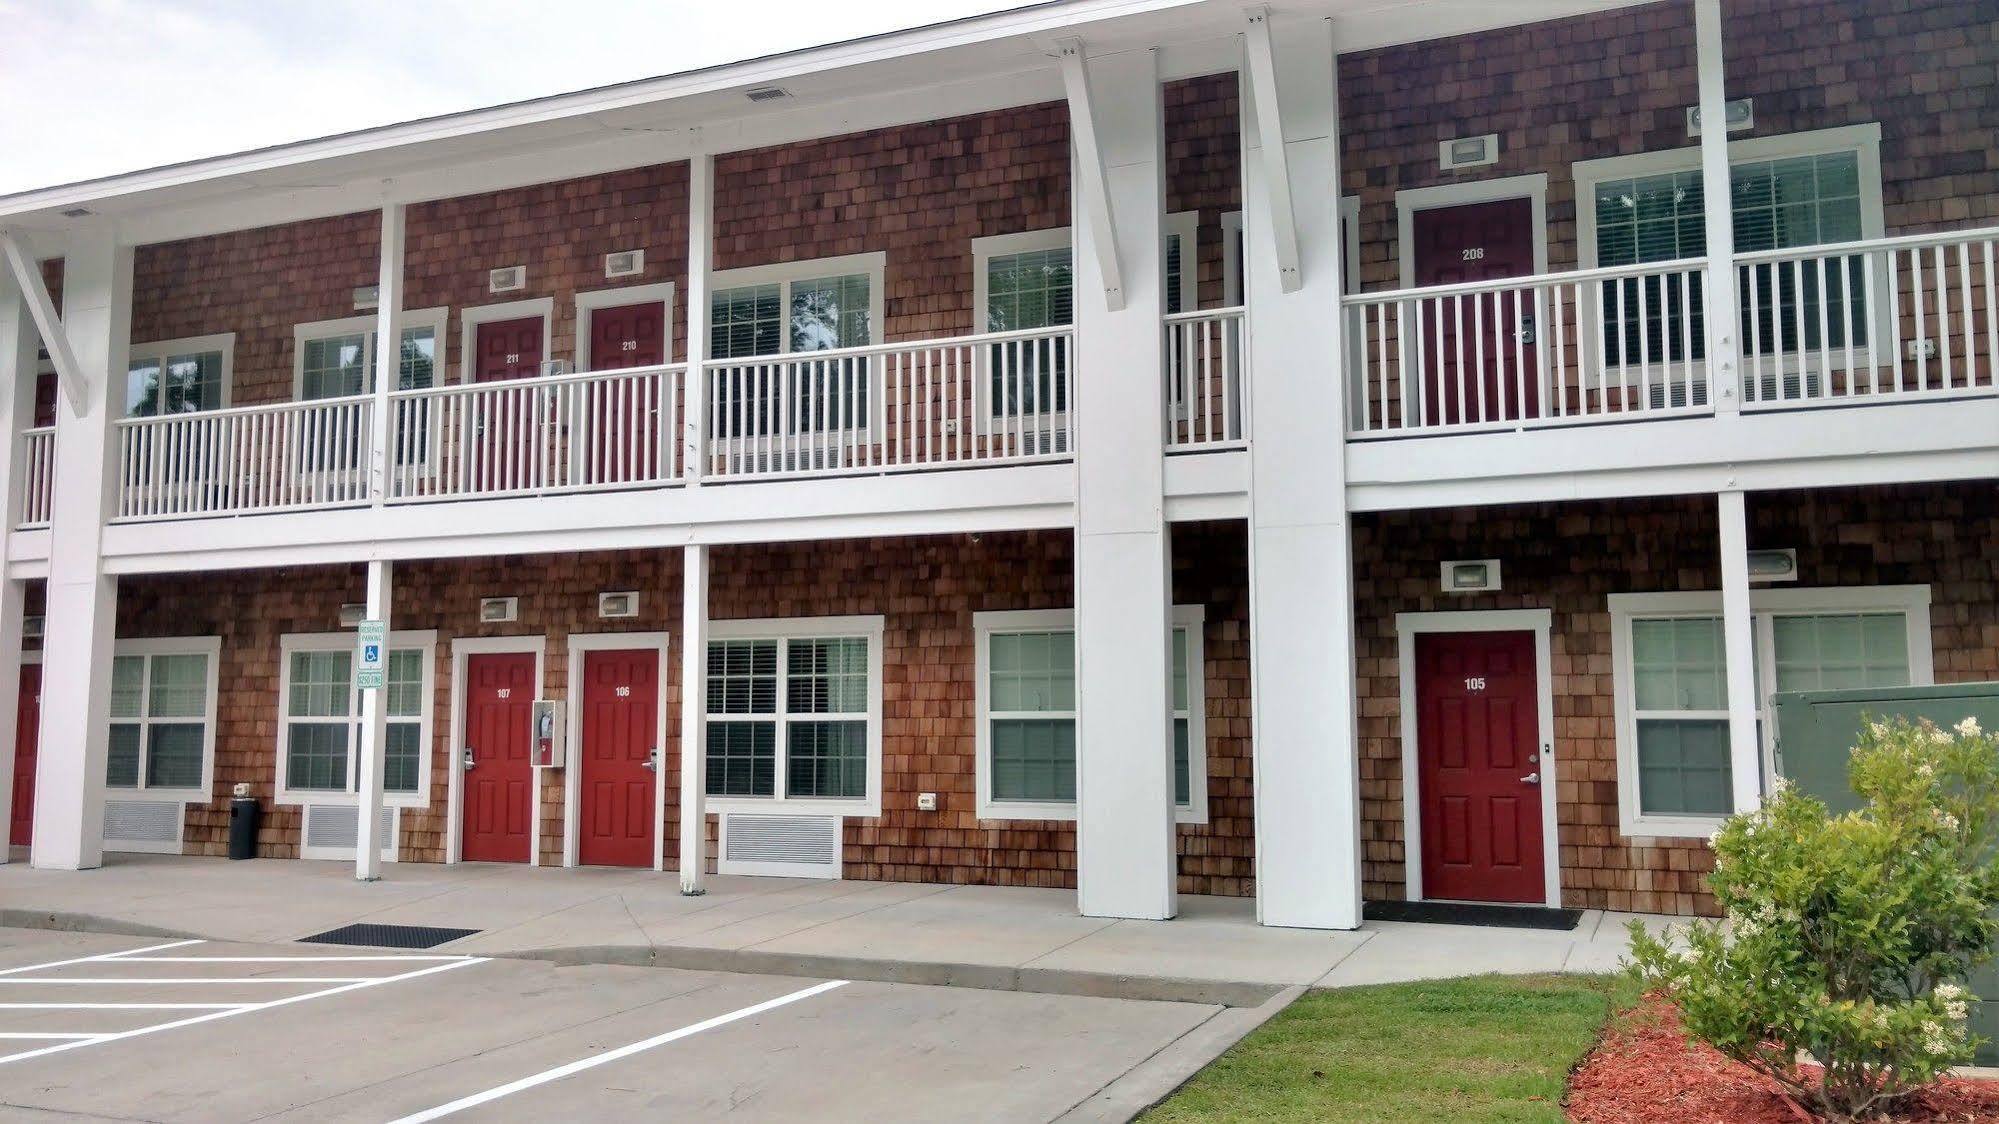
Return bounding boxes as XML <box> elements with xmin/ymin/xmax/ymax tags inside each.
<box><xmin>0</xmin><ymin>854</ymin><xmax>1665</xmax><ymax>1004</ymax></box>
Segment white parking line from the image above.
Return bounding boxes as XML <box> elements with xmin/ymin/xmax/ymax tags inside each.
<box><xmin>389</xmin><ymin>979</ymin><xmax>850</xmax><ymax>1123</ymax></box>
<box><xmin>0</xmin><ymin>939</ymin><xmax>487</xmax><ymax>1066</ymax></box>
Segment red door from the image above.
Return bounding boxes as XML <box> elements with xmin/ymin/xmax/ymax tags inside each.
<box><xmin>473</xmin><ymin>318</ymin><xmax>545</xmax><ymax>383</ymax></box>
<box><xmin>583</xmin><ymin>302</ymin><xmax>666</xmax><ymax>483</ymax></box>
<box><xmin>577</xmin><ymin>648</ymin><xmax>659</xmax><ymax>868</ymax></box>
<box><xmin>1416</xmin><ymin>631</ymin><xmax>1544</xmax><ymax>904</ymax></box>
<box><xmin>9</xmin><ymin>665</ymin><xmax>39</xmax><ymax>848</ymax></box>
<box><xmin>32</xmin><ymin>372</ymin><xmax>56</xmax><ymax>429</ymax></box>
<box><xmin>470</xmin><ymin>317</ymin><xmax>546</xmax><ymax>491</ymax></box>
<box><xmin>461</xmin><ymin>652</ymin><xmax>535</xmax><ymax>863</ymax></box>
<box><xmin>1411</xmin><ymin>198</ymin><xmax>1540</xmax><ymax>425</ymax></box>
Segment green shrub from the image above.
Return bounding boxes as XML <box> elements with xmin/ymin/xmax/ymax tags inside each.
<box><xmin>1628</xmin><ymin>715</ymin><xmax>1999</xmax><ymax>1122</ymax></box>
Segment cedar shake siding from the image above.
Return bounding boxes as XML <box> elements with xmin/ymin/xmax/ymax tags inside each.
<box><xmin>1353</xmin><ymin>483</ymin><xmax>1999</xmax><ymax>916</ymax></box>
<box><xmin>1339</xmin><ymin>0</ymin><xmax>1998</xmax><ymax>292</ymax></box>
<box><xmin>108</xmin><ymin>523</ymin><xmax>1257</xmax><ymax>896</ymax></box>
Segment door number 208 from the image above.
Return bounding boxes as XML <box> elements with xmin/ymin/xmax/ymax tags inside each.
<box><xmin>1461</xmin><ymin>247</ymin><xmax>1486</xmax><ymax>261</ymax></box>
<box><xmin>1463</xmin><ymin>676</ymin><xmax>1487</xmax><ymax>691</ymax></box>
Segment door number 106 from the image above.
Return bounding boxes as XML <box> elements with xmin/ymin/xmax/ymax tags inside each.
<box><xmin>1463</xmin><ymin>676</ymin><xmax>1487</xmax><ymax>691</ymax></box>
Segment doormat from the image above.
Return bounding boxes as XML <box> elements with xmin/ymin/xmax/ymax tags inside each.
<box><xmin>1363</xmin><ymin>900</ymin><xmax>1582</xmax><ymax>931</ymax></box>
<box><xmin>298</xmin><ymin>923</ymin><xmax>480</xmax><ymax>950</ymax></box>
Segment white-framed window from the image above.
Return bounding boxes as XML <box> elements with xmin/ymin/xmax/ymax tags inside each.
<box><xmin>292</xmin><ymin>309</ymin><xmax>447</xmax><ymax>400</ymax></box>
<box><xmin>275</xmin><ymin>630</ymin><xmax>438</xmax><ymax>807</ymax></box>
<box><xmin>974</xmin><ymin>228</ymin><xmax>1073</xmax><ymax>335</ymax></box>
<box><xmin>1575</xmin><ymin>123</ymin><xmax>1886</xmax><ymax>377</ymax></box>
<box><xmin>125</xmin><ymin>334</ymin><xmax>234</xmax><ymax>418</ymax></box>
<box><xmin>1164</xmin><ymin>211</ymin><xmax>1198</xmax><ymax>315</ymax></box>
<box><xmin>105</xmin><ymin>637</ymin><xmax>221</xmax><ymax>798</ymax></box>
<box><xmin>1610</xmin><ymin>583</ymin><xmax>1930</xmax><ymax>838</ymax></box>
<box><xmin>973</xmin><ymin>606</ymin><xmax>1207</xmax><ymax>823</ymax></box>
<box><xmin>704</xmin><ymin>616</ymin><xmax>884</xmax><ymax>816</ymax></box>
<box><xmin>709</xmin><ymin>252</ymin><xmax>884</xmax><ymax>360</ymax></box>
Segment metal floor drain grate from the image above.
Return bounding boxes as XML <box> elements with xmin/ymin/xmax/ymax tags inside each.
<box><xmin>298</xmin><ymin>923</ymin><xmax>480</xmax><ymax>950</ymax></box>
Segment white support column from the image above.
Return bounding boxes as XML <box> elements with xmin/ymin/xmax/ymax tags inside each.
<box><xmin>1243</xmin><ymin>16</ymin><xmax>1363</xmax><ymax>929</ymax></box>
<box><xmin>369</xmin><ymin>201</ymin><xmax>404</xmax><ymax>503</ymax></box>
<box><xmin>1694</xmin><ymin>0</ymin><xmax>1742</xmax><ymax>413</ymax></box>
<box><xmin>354</xmin><ymin>559</ymin><xmax>393</xmax><ymax>880</ymax></box>
<box><xmin>678</xmin><ymin>543</ymin><xmax>709</xmax><ymax>895</ymax></box>
<box><xmin>1066</xmin><ymin>42</ymin><xmax>1175</xmax><ymax>921</ymax></box>
<box><xmin>682</xmin><ymin>151</ymin><xmax>713</xmax><ymax>486</ymax></box>
<box><xmin>1717</xmin><ymin>490</ymin><xmax>1761</xmax><ymax>814</ymax></box>
<box><xmin>0</xmin><ymin>269</ymin><xmax>38</xmax><ymax>862</ymax></box>
<box><xmin>33</xmin><ymin>230</ymin><xmax>129</xmax><ymax>871</ymax></box>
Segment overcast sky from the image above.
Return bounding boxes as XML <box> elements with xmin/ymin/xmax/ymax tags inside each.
<box><xmin>0</xmin><ymin>0</ymin><xmax>1019</xmax><ymax>196</ymax></box>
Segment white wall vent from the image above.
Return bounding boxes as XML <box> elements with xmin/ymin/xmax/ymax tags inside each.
<box><xmin>489</xmin><ymin>265</ymin><xmax>527</xmax><ymax>294</ymax></box>
<box><xmin>1686</xmin><ymin>97</ymin><xmax>1754</xmax><ymax>136</ymax></box>
<box><xmin>605</xmin><ymin>249</ymin><xmax>644</xmax><ymax>278</ymax></box>
<box><xmin>719</xmin><ymin>813</ymin><xmax>842</xmax><ymax>878</ymax></box>
<box><xmin>338</xmin><ymin>603</ymin><xmax>366</xmax><ymax>628</ymax></box>
<box><xmin>479</xmin><ymin>596</ymin><xmax>519</xmax><ymax>623</ymax></box>
<box><xmin>300</xmin><ymin>804</ymin><xmax>397</xmax><ymax>861</ymax></box>
<box><xmin>22</xmin><ymin>615</ymin><xmax>43</xmax><ymax>639</ymax></box>
<box><xmin>745</xmin><ymin>86</ymin><xmax>790</xmax><ymax>103</ymax></box>
<box><xmin>1438</xmin><ymin>133</ymin><xmax>1499</xmax><ymax>171</ymax></box>
<box><xmin>1440</xmin><ymin>558</ymin><xmax>1502</xmax><ymax>594</ymax></box>
<box><xmin>598</xmin><ymin>591</ymin><xmax>640</xmax><ymax>619</ymax></box>
<box><xmin>103</xmin><ymin>800</ymin><xmax>181</xmax><ymax>851</ymax></box>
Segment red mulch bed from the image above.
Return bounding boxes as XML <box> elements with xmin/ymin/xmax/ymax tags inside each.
<box><xmin>1567</xmin><ymin>997</ymin><xmax>1999</xmax><ymax>1122</ymax></box>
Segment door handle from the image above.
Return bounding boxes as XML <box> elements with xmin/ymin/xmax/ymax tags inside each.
<box><xmin>643</xmin><ymin>749</ymin><xmax>658</xmax><ymax>772</ymax></box>
<box><xmin>1520</xmin><ymin>771</ymin><xmax>1540</xmax><ymax>785</ymax></box>
<box><xmin>463</xmin><ymin>750</ymin><xmax>477</xmax><ymax>771</ymax></box>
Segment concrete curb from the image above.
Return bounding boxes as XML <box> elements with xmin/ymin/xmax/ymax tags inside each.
<box><xmin>1051</xmin><ymin>984</ymin><xmax>1306</xmax><ymax>1122</ymax></box>
<box><xmin>507</xmin><ymin>944</ymin><xmax>1286</xmax><ymax>1007</ymax></box>
<box><xmin>0</xmin><ymin>911</ymin><xmax>1286</xmax><ymax>1008</ymax></box>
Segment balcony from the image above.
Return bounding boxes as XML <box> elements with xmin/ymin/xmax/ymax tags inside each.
<box><xmin>1342</xmin><ymin>229</ymin><xmax>1999</xmax><ymax>439</ymax></box>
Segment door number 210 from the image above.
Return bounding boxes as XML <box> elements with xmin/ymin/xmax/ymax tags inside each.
<box><xmin>1463</xmin><ymin>676</ymin><xmax>1487</xmax><ymax>691</ymax></box>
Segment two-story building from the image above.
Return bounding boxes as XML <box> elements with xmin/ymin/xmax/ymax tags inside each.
<box><xmin>0</xmin><ymin>0</ymin><xmax>1992</xmax><ymax>929</ymax></box>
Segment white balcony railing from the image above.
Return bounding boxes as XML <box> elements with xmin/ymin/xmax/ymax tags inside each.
<box><xmin>18</xmin><ymin>426</ymin><xmax>53</xmax><ymax>529</ymax></box>
<box><xmin>701</xmin><ymin>326</ymin><xmax>1073</xmax><ymax>480</ymax></box>
<box><xmin>387</xmin><ymin>363</ymin><xmax>683</xmax><ymax>502</ymax></box>
<box><xmin>115</xmin><ymin>395</ymin><xmax>374</xmax><ymax>521</ymax></box>
<box><xmin>1739</xmin><ymin>228</ymin><xmax>1999</xmax><ymax>409</ymax></box>
<box><xmin>1343</xmin><ymin>257</ymin><xmax>1713</xmax><ymax>437</ymax></box>
<box><xmin>1164</xmin><ymin>306</ymin><xmax>1246</xmax><ymax>449</ymax></box>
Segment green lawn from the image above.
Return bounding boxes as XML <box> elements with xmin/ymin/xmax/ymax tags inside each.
<box><xmin>1143</xmin><ymin>974</ymin><xmax>1638</xmax><ymax>1124</ymax></box>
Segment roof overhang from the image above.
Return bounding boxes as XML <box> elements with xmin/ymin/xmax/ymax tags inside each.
<box><xmin>1</xmin><ymin>0</ymin><xmax>1652</xmax><ymax>253</ymax></box>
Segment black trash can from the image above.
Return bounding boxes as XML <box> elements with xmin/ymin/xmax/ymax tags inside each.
<box><xmin>228</xmin><ymin>796</ymin><xmax>261</xmax><ymax>860</ymax></box>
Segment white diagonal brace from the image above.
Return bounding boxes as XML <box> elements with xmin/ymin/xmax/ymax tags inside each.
<box><xmin>0</xmin><ymin>229</ymin><xmax>87</xmax><ymax>414</ymax></box>
<box><xmin>1242</xmin><ymin>6</ymin><xmax>1302</xmax><ymax>294</ymax></box>
<box><xmin>1056</xmin><ymin>37</ymin><xmax>1126</xmax><ymax>312</ymax></box>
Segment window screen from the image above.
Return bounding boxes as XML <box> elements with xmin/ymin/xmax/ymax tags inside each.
<box><xmin>104</xmin><ymin>650</ymin><xmax>212</xmax><ymax>792</ymax></box>
<box><xmin>1629</xmin><ymin>617</ymin><xmax>1732</xmax><ymax>817</ymax></box>
<box><xmin>988</xmin><ymin>630</ymin><xmax>1077</xmax><ymax>804</ymax></box>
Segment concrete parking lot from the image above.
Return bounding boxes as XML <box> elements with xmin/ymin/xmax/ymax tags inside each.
<box><xmin>0</xmin><ymin>927</ymin><xmax>1228</xmax><ymax>1122</ymax></box>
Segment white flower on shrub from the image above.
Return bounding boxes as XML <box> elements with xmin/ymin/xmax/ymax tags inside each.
<box><xmin>1935</xmin><ymin>983</ymin><xmax>1970</xmax><ymax>1023</ymax></box>
<box><xmin>1922</xmin><ymin>1019</ymin><xmax>1956</xmax><ymax>1056</ymax></box>
<box><xmin>1958</xmin><ymin>717</ymin><xmax>1983</xmax><ymax>738</ymax></box>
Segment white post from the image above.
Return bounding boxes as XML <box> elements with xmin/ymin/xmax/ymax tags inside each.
<box><xmin>354</xmin><ymin>559</ymin><xmax>393</xmax><ymax>879</ymax></box>
<box><xmin>682</xmin><ymin>152</ymin><xmax>713</xmax><ymax>486</ymax></box>
<box><xmin>0</xmin><ymin>269</ymin><xmax>37</xmax><ymax>861</ymax></box>
<box><xmin>1717</xmin><ymin>490</ymin><xmax>1761</xmax><ymax>814</ymax></box>
<box><xmin>1694</xmin><ymin>0</ymin><xmax>1742</xmax><ymax>413</ymax></box>
<box><xmin>370</xmin><ymin>201</ymin><xmax>405</xmax><ymax>502</ymax></box>
<box><xmin>678</xmin><ymin>543</ymin><xmax>709</xmax><ymax>894</ymax></box>
<box><xmin>1243</xmin><ymin>15</ymin><xmax>1363</xmax><ymax>929</ymax></box>
<box><xmin>33</xmin><ymin>230</ymin><xmax>129</xmax><ymax>871</ymax></box>
<box><xmin>1064</xmin><ymin>41</ymin><xmax>1175</xmax><ymax>921</ymax></box>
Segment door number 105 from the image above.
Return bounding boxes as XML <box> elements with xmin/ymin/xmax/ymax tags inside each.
<box><xmin>1463</xmin><ymin>676</ymin><xmax>1487</xmax><ymax>691</ymax></box>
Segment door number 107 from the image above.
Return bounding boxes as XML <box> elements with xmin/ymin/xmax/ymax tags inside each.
<box><xmin>1463</xmin><ymin>676</ymin><xmax>1487</xmax><ymax>691</ymax></box>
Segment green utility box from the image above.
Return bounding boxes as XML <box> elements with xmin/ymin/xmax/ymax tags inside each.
<box><xmin>1774</xmin><ymin>682</ymin><xmax>1999</xmax><ymax>1064</ymax></box>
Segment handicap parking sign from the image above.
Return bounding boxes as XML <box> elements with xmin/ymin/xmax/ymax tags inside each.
<box><xmin>356</xmin><ymin>621</ymin><xmax>386</xmax><ymax>690</ymax></box>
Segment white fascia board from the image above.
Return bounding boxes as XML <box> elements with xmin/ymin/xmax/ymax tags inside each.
<box><xmin>1345</xmin><ymin>396</ymin><xmax>1999</xmax><ymax>512</ymax></box>
<box><xmin>96</xmin><ymin>462</ymin><xmax>1078</xmax><ymax>575</ymax></box>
